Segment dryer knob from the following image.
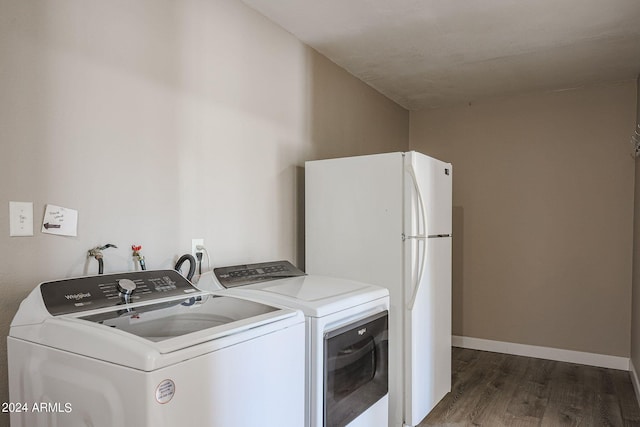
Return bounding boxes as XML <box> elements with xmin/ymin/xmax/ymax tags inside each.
<box><xmin>117</xmin><ymin>279</ymin><xmax>137</xmax><ymax>295</ymax></box>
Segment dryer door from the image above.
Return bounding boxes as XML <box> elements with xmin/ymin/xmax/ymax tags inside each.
<box><xmin>324</xmin><ymin>311</ymin><xmax>388</xmax><ymax>427</ymax></box>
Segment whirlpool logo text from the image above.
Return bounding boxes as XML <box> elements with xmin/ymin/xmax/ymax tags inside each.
<box><xmin>64</xmin><ymin>292</ymin><xmax>91</xmax><ymax>301</ymax></box>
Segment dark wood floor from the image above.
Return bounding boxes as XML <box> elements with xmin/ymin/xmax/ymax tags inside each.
<box><xmin>420</xmin><ymin>347</ymin><xmax>640</xmax><ymax>427</ymax></box>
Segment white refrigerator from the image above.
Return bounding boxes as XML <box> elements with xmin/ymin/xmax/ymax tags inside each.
<box><xmin>305</xmin><ymin>151</ymin><xmax>452</xmax><ymax>427</ymax></box>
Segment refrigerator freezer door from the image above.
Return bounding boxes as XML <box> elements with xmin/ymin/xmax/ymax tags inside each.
<box><xmin>404</xmin><ymin>236</ymin><xmax>452</xmax><ymax>426</ymax></box>
<box><xmin>406</xmin><ymin>152</ymin><xmax>452</xmax><ymax>236</ymax></box>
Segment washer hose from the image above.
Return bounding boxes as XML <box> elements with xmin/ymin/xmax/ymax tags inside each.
<box><xmin>88</xmin><ymin>244</ymin><xmax>117</xmax><ymax>275</ymax></box>
<box><xmin>132</xmin><ymin>245</ymin><xmax>146</xmax><ymax>271</ymax></box>
<box><xmin>174</xmin><ymin>254</ymin><xmax>196</xmax><ymax>281</ymax></box>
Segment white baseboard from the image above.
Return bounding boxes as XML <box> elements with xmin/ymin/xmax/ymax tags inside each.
<box><xmin>452</xmin><ymin>335</ymin><xmax>630</xmax><ymax>371</ymax></box>
<box><xmin>630</xmin><ymin>360</ymin><xmax>640</xmax><ymax>408</ymax></box>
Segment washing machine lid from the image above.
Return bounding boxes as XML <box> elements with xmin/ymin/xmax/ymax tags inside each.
<box><xmin>9</xmin><ymin>270</ymin><xmax>304</xmax><ymax>371</ymax></box>
<box><xmin>223</xmin><ymin>275</ymin><xmax>389</xmax><ymax>317</ymax></box>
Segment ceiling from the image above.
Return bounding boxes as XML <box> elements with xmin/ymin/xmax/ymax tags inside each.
<box><xmin>241</xmin><ymin>0</ymin><xmax>640</xmax><ymax>110</ymax></box>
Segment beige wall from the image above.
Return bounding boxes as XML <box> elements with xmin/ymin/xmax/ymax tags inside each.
<box><xmin>0</xmin><ymin>0</ymin><xmax>408</xmax><ymax>423</ymax></box>
<box><xmin>410</xmin><ymin>82</ymin><xmax>636</xmax><ymax>357</ymax></box>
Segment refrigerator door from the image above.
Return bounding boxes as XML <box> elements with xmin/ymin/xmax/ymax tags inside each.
<box><xmin>406</xmin><ymin>152</ymin><xmax>452</xmax><ymax>236</ymax></box>
<box><xmin>403</xmin><ymin>236</ymin><xmax>452</xmax><ymax>425</ymax></box>
<box><xmin>403</xmin><ymin>152</ymin><xmax>452</xmax><ymax>425</ymax></box>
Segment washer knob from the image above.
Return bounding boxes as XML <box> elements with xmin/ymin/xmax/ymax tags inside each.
<box><xmin>117</xmin><ymin>279</ymin><xmax>137</xmax><ymax>296</ymax></box>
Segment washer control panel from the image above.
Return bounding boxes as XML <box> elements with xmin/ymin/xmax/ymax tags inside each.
<box><xmin>214</xmin><ymin>260</ymin><xmax>305</xmax><ymax>288</ymax></box>
<box><xmin>40</xmin><ymin>270</ymin><xmax>201</xmax><ymax>316</ymax></box>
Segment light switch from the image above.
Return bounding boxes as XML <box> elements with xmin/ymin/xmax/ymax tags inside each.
<box><xmin>9</xmin><ymin>201</ymin><xmax>34</xmax><ymax>237</ymax></box>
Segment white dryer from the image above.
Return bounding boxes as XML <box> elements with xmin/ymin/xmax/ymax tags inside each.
<box><xmin>211</xmin><ymin>261</ymin><xmax>390</xmax><ymax>427</ymax></box>
<box><xmin>8</xmin><ymin>269</ymin><xmax>305</xmax><ymax>427</ymax></box>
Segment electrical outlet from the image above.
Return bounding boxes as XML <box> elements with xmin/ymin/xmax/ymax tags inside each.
<box><xmin>9</xmin><ymin>201</ymin><xmax>34</xmax><ymax>237</ymax></box>
<box><xmin>191</xmin><ymin>238</ymin><xmax>204</xmax><ymax>256</ymax></box>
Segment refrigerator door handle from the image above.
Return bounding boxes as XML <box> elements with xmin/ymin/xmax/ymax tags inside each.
<box><xmin>404</xmin><ymin>234</ymin><xmax>426</xmax><ymax>240</ymax></box>
<box><xmin>407</xmin><ymin>162</ymin><xmax>428</xmax><ymax>238</ymax></box>
<box><xmin>406</xmin><ymin>163</ymin><xmax>428</xmax><ymax>311</ymax></box>
<box><xmin>407</xmin><ymin>237</ymin><xmax>428</xmax><ymax>310</ymax></box>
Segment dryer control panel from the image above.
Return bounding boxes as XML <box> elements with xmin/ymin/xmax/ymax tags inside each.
<box><xmin>214</xmin><ymin>260</ymin><xmax>305</xmax><ymax>288</ymax></box>
<box><xmin>40</xmin><ymin>270</ymin><xmax>201</xmax><ymax>316</ymax></box>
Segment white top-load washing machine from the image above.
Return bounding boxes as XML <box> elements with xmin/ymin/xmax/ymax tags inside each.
<box><xmin>8</xmin><ymin>269</ymin><xmax>305</xmax><ymax>427</ymax></box>
<box><xmin>207</xmin><ymin>261</ymin><xmax>390</xmax><ymax>427</ymax></box>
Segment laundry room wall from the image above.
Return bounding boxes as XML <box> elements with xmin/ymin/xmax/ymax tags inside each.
<box><xmin>409</xmin><ymin>81</ymin><xmax>636</xmax><ymax>359</ymax></box>
<box><xmin>0</xmin><ymin>0</ymin><xmax>408</xmax><ymax>422</ymax></box>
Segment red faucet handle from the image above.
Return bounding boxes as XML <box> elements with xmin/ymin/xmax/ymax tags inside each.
<box><xmin>132</xmin><ymin>245</ymin><xmax>142</xmax><ymax>252</ymax></box>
